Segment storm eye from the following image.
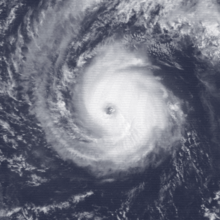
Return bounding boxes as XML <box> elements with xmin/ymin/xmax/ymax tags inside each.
<box><xmin>105</xmin><ymin>105</ymin><xmax>116</xmax><ymax>115</ymax></box>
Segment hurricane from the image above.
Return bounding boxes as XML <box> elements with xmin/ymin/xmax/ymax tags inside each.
<box><xmin>10</xmin><ymin>0</ymin><xmax>187</xmax><ymax>177</ymax></box>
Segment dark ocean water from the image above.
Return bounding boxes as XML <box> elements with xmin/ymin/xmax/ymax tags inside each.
<box><xmin>1</xmin><ymin>0</ymin><xmax>220</xmax><ymax>219</ymax></box>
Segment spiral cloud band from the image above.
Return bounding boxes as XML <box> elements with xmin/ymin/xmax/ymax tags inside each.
<box><xmin>13</xmin><ymin>0</ymin><xmax>187</xmax><ymax>177</ymax></box>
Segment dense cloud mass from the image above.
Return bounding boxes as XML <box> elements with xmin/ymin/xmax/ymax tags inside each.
<box><xmin>1</xmin><ymin>0</ymin><xmax>220</xmax><ymax>219</ymax></box>
<box><xmin>61</xmin><ymin>44</ymin><xmax>185</xmax><ymax>175</ymax></box>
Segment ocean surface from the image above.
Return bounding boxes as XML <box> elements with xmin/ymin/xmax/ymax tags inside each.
<box><xmin>1</xmin><ymin>0</ymin><xmax>220</xmax><ymax>219</ymax></box>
